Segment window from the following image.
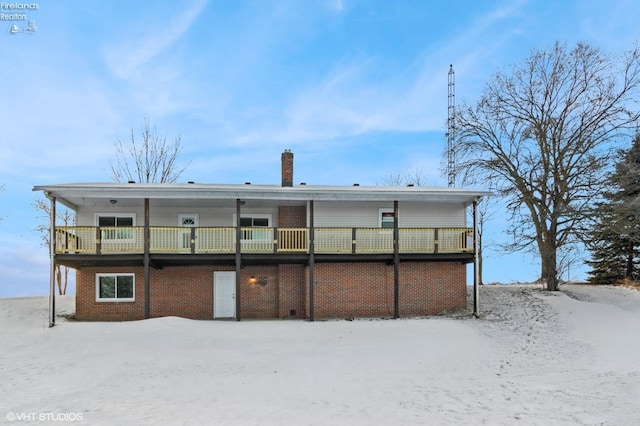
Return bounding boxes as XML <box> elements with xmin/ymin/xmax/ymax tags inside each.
<box><xmin>96</xmin><ymin>273</ymin><xmax>135</xmax><ymax>301</ymax></box>
<box><xmin>240</xmin><ymin>217</ymin><xmax>269</xmax><ymax>227</ymax></box>
<box><xmin>179</xmin><ymin>214</ymin><xmax>199</xmax><ymax>227</ymax></box>
<box><xmin>96</xmin><ymin>214</ymin><xmax>135</xmax><ymax>240</ymax></box>
<box><xmin>235</xmin><ymin>214</ymin><xmax>272</xmax><ymax>240</ymax></box>
<box><xmin>380</xmin><ymin>209</ymin><xmax>396</xmax><ymax>228</ymax></box>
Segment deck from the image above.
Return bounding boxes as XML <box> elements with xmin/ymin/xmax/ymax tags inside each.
<box><xmin>55</xmin><ymin>226</ymin><xmax>473</xmax><ymax>255</ymax></box>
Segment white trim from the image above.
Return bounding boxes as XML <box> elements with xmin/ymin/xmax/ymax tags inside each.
<box><xmin>96</xmin><ymin>273</ymin><xmax>135</xmax><ymax>302</ymax></box>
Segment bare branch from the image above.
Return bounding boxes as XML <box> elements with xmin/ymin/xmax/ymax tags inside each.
<box><xmin>454</xmin><ymin>41</ymin><xmax>640</xmax><ymax>290</ymax></box>
<box><xmin>380</xmin><ymin>166</ymin><xmax>430</xmax><ymax>186</ymax></box>
<box><xmin>109</xmin><ymin>118</ymin><xmax>190</xmax><ymax>183</ymax></box>
<box><xmin>33</xmin><ymin>197</ymin><xmax>75</xmax><ymax>295</ymax></box>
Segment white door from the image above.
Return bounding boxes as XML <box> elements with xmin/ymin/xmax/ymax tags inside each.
<box><xmin>178</xmin><ymin>214</ymin><xmax>199</xmax><ymax>251</ymax></box>
<box><xmin>214</xmin><ymin>271</ymin><xmax>236</xmax><ymax>318</ymax></box>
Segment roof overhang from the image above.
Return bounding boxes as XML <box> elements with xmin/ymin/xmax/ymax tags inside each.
<box><xmin>33</xmin><ymin>183</ymin><xmax>492</xmax><ymax>210</ymax></box>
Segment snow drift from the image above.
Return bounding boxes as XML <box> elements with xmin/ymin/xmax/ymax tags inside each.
<box><xmin>1</xmin><ymin>284</ymin><xmax>639</xmax><ymax>425</ymax></box>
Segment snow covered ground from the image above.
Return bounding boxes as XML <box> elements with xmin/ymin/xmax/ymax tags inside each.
<box><xmin>1</xmin><ymin>284</ymin><xmax>639</xmax><ymax>425</ymax></box>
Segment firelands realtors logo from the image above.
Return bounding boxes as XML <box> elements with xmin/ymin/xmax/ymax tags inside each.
<box><xmin>1</xmin><ymin>2</ymin><xmax>39</xmax><ymax>35</ymax></box>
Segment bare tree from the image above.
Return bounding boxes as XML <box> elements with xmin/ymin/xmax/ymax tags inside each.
<box><xmin>33</xmin><ymin>197</ymin><xmax>74</xmax><ymax>295</ymax></box>
<box><xmin>110</xmin><ymin>118</ymin><xmax>189</xmax><ymax>183</ymax></box>
<box><xmin>381</xmin><ymin>166</ymin><xmax>429</xmax><ymax>186</ymax></box>
<box><xmin>455</xmin><ymin>42</ymin><xmax>640</xmax><ymax>291</ymax></box>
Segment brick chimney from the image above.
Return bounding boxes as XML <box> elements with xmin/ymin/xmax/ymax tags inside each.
<box><xmin>281</xmin><ymin>149</ymin><xmax>293</xmax><ymax>187</ymax></box>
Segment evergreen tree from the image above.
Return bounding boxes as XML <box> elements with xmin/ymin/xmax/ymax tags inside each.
<box><xmin>586</xmin><ymin>135</ymin><xmax>640</xmax><ymax>283</ymax></box>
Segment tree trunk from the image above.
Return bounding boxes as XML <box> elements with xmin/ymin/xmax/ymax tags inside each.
<box><xmin>55</xmin><ymin>265</ymin><xmax>63</xmax><ymax>295</ymax></box>
<box><xmin>63</xmin><ymin>266</ymin><xmax>69</xmax><ymax>295</ymax></box>
<box><xmin>478</xmin><ymin>244</ymin><xmax>484</xmax><ymax>286</ymax></box>
<box><xmin>626</xmin><ymin>244</ymin><xmax>634</xmax><ymax>281</ymax></box>
<box><xmin>540</xmin><ymin>242</ymin><xmax>559</xmax><ymax>291</ymax></box>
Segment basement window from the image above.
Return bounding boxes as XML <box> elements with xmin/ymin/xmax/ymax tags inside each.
<box><xmin>96</xmin><ymin>273</ymin><xmax>135</xmax><ymax>302</ymax></box>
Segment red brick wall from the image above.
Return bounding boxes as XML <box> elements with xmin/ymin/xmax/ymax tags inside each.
<box><xmin>399</xmin><ymin>262</ymin><xmax>466</xmax><ymax>316</ymax></box>
<box><xmin>307</xmin><ymin>261</ymin><xmax>466</xmax><ymax>319</ymax></box>
<box><xmin>278</xmin><ymin>264</ymin><xmax>306</xmax><ymax>318</ymax></box>
<box><xmin>76</xmin><ymin>260</ymin><xmax>466</xmax><ymax>321</ymax></box>
<box><xmin>150</xmin><ymin>265</ymin><xmax>226</xmax><ymax>319</ymax></box>
<box><xmin>309</xmin><ymin>263</ymin><xmax>395</xmax><ymax>319</ymax></box>
<box><xmin>275</xmin><ymin>206</ymin><xmax>307</xmax><ymax>319</ymax></box>
<box><xmin>278</xmin><ymin>206</ymin><xmax>306</xmax><ymax>227</ymax></box>
<box><xmin>240</xmin><ymin>265</ymin><xmax>279</xmax><ymax>319</ymax></box>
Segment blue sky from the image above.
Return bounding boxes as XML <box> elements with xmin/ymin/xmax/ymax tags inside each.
<box><xmin>1</xmin><ymin>0</ymin><xmax>639</xmax><ymax>297</ymax></box>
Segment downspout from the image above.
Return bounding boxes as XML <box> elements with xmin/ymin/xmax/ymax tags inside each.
<box><xmin>48</xmin><ymin>194</ymin><xmax>56</xmax><ymax>327</ymax></box>
<box><xmin>473</xmin><ymin>198</ymin><xmax>480</xmax><ymax>317</ymax></box>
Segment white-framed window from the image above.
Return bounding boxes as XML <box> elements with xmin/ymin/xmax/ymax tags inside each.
<box><xmin>96</xmin><ymin>213</ymin><xmax>136</xmax><ymax>240</ymax></box>
<box><xmin>96</xmin><ymin>273</ymin><xmax>135</xmax><ymax>302</ymax></box>
<box><xmin>233</xmin><ymin>214</ymin><xmax>272</xmax><ymax>240</ymax></box>
<box><xmin>379</xmin><ymin>208</ymin><xmax>396</xmax><ymax>229</ymax></box>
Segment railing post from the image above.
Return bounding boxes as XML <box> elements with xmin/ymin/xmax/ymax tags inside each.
<box><xmin>433</xmin><ymin>228</ymin><xmax>439</xmax><ymax>254</ymax></box>
<box><xmin>190</xmin><ymin>227</ymin><xmax>196</xmax><ymax>254</ymax></box>
<box><xmin>273</xmin><ymin>227</ymin><xmax>279</xmax><ymax>253</ymax></box>
<box><xmin>95</xmin><ymin>227</ymin><xmax>101</xmax><ymax>255</ymax></box>
<box><xmin>351</xmin><ymin>228</ymin><xmax>357</xmax><ymax>254</ymax></box>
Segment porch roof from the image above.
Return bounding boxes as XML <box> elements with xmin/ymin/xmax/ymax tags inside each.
<box><xmin>33</xmin><ymin>182</ymin><xmax>491</xmax><ymax>210</ymax></box>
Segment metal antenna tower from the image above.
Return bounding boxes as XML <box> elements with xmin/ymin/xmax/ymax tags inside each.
<box><xmin>447</xmin><ymin>64</ymin><xmax>456</xmax><ymax>187</ymax></box>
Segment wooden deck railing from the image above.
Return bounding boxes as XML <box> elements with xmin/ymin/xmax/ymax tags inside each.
<box><xmin>54</xmin><ymin>226</ymin><xmax>472</xmax><ymax>255</ymax></box>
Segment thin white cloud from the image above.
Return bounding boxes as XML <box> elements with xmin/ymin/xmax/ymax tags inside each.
<box><xmin>328</xmin><ymin>0</ymin><xmax>345</xmax><ymax>14</ymax></box>
<box><xmin>102</xmin><ymin>0</ymin><xmax>208</xmax><ymax>80</ymax></box>
<box><xmin>0</xmin><ymin>240</ymin><xmax>50</xmax><ymax>297</ymax></box>
<box><xmin>575</xmin><ymin>0</ymin><xmax>640</xmax><ymax>49</ymax></box>
<box><xmin>224</xmin><ymin>1</ymin><xmax>530</xmax><ymax>149</ymax></box>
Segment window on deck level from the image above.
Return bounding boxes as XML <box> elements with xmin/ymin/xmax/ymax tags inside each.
<box><xmin>97</xmin><ymin>215</ymin><xmax>135</xmax><ymax>240</ymax></box>
<box><xmin>240</xmin><ymin>216</ymin><xmax>270</xmax><ymax>240</ymax></box>
<box><xmin>381</xmin><ymin>211</ymin><xmax>395</xmax><ymax>229</ymax></box>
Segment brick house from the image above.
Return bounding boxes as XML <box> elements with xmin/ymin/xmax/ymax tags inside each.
<box><xmin>34</xmin><ymin>151</ymin><xmax>488</xmax><ymax>324</ymax></box>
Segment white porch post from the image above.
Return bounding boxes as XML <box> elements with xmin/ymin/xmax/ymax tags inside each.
<box><xmin>48</xmin><ymin>195</ymin><xmax>56</xmax><ymax>327</ymax></box>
